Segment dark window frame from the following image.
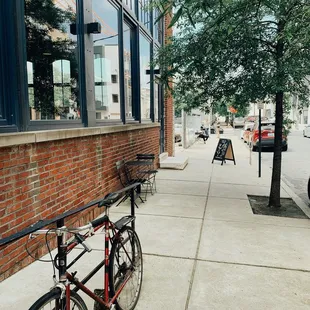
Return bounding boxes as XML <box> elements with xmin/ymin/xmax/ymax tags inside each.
<box><xmin>0</xmin><ymin>0</ymin><xmax>163</xmax><ymax>133</ymax></box>
<box><xmin>123</xmin><ymin>14</ymin><xmax>140</xmax><ymax>123</ymax></box>
<box><xmin>24</xmin><ymin>0</ymin><xmax>85</xmax><ymax>131</ymax></box>
<box><xmin>139</xmin><ymin>31</ymin><xmax>152</xmax><ymax>122</ymax></box>
<box><xmin>0</xmin><ymin>1</ymin><xmax>20</xmax><ymax>132</ymax></box>
<box><xmin>95</xmin><ymin>0</ymin><xmax>124</xmax><ymax>126</ymax></box>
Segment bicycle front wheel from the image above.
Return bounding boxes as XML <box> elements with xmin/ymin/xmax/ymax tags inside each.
<box><xmin>109</xmin><ymin>226</ymin><xmax>143</xmax><ymax>310</ymax></box>
<box><xmin>29</xmin><ymin>288</ymin><xmax>88</xmax><ymax>310</ymax></box>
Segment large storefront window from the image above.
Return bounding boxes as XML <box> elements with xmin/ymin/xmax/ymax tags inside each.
<box><xmin>139</xmin><ymin>34</ymin><xmax>151</xmax><ymax>120</ymax></box>
<box><xmin>93</xmin><ymin>0</ymin><xmax>120</xmax><ymax>120</ymax></box>
<box><xmin>25</xmin><ymin>0</ymin><xmax>80</xmax><ymax>121</ymax></box>
<box><xmin>0</xmin><ymin>0</ymin><xmax>165</xmax><ymax>132</ymax></box>
<box><xmin>124</xmin><ymin>22</ymin><xmax>134</xmax><ymax>120</ymax></box>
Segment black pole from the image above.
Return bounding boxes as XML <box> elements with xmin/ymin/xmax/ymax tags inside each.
<box><xmin>258</xmin><ymin>109</ymin><xmax>262</xmax><ymax>178</ymax></box>
<box><xmin>56</xmin><ymin>219</ymin><xmax>66</xmax><ymax>279</ymax></box>
<box><xmin>130</xmin><ymin>188</ymin><xmax>135</xmax><ymax>231</ymax></box>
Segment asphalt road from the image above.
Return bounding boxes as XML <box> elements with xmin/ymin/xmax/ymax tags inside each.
<box><xmin>237</xmin><ymin>129</ymin><xmax>310</xmax><ymax>206</ymax></box>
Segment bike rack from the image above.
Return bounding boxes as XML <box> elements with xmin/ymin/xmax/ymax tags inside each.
<box><xmin>0</xmin><ymin>182</ymin><xmax>140</xmax><ymax>247</ymax></box>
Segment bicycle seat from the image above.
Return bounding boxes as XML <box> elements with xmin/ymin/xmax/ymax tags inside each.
<box><xmin>98</xmin><ymin>192</ymin><xmax>122</xmax><ymax>208</ymax></box>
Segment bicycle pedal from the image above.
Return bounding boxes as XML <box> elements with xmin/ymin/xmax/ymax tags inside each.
<box><xmin>93</xmin><ymin>289</ymin><xmax>105</xmax><ymax>310</ymax></box>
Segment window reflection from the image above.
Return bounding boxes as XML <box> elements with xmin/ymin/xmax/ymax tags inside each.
<box><xmin>124</xmin><ymin>23</ymin><xmax>133</xmax><ymax>119</ymax></box>
<box><xmin>154</xmin><ymin>9</ymin><xmax>164</xmax><ymax>44</ymax></box>
<box><xmin>124</xmin><ymin>0</ymin><xmax>136</xmax><ymax>14</ymax></box>
<box><xmin>140</xmin><ymin>34</ymin><xmax>150</xmax><ymax>120</ymax></box>
<box><xmin>25</xmin><ymin>0</ymin><xmax>80</xmax><ymax>120</ymax></box>
<box><xmin>139</xmin><ymin>0</ymin><xmax>150</xmax><ymax>30</ymax></box>
<box><xmin>154</xmin><ymin>47</ymin><xmax>159</xmax><ymax>122</ymax></box>
<box><xmin>93</xmin><ymin>0</ymin><xmax>120</xmax><ymax>120</ymax></box>
<box><xmin>0</xmin><ymin>49</ymin><xmax>4</xmax><ymax>119</ymax></box>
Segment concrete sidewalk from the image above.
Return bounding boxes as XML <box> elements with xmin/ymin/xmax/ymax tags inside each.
<box><xmin>1</xmin><ymin>130</ymin><xmax>310</xmax><ymax>309</ymax></box>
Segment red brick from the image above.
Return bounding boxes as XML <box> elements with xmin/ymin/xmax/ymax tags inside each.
<box><xmin>0</xmin><ymin>126</ymin><xmax>161</xmax><ymax>279</ymax></box>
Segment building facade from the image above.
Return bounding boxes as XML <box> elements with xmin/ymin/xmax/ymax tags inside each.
<box><xmin>0</xmin><ymin>0</ymin><xmax>174</xmax><ymax>280</ymax></box>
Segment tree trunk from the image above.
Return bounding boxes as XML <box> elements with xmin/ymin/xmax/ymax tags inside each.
<box><xmin>268</xmin><ymin>91</ymin><xmax>283</xmax><ymax>208</ymax></box>
<box><xmin>269</xmin><ymin>17</ymin><xmax>285</xmax><ymax>208</ymax></box>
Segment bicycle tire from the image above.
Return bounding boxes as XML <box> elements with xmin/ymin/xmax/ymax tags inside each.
<box><xmin>109</xmin><ymin>226</ymin><xmax>143</xmax><ymax>310</ymax></box>
<box><xmin>29</xmin><ymin>288</ymin><xmax>88</xmax><ymax>310</ymax></box>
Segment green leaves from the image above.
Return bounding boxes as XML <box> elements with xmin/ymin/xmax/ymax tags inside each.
<box><xmin>154</xmin><ymin>0</ymin><xmax>310</xmax><ymax>113</ymax></box>
<box><xmin>169</xmin><ymin>7</ymin><xmax>183</xmax><ymax>27</ymax></box>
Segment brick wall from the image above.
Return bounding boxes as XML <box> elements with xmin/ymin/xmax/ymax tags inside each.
<box><xmin>164</xmin><ymin>13</ymin><xmax>174</xmax><ymax>156</ymax></box>
<box><xmin>0</xmin><ymin>126</ymin><xmax>160</xmax><ymax>280</ymax></box>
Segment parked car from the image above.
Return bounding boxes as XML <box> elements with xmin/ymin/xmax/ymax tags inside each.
<box><xmin>249</xmin><ymin>121</ymin><xmax>288</xmax><ymax>151</ymax></box>
<box><xmin>233</xmin><ymin>117</ymin><xmax>245</xmax><ymax>128</ymax></box>
<box><xmin>303</xmin><ymin>124</ymin><xmax>310</xmax><ymax>138</ymax></box>
<box><xmin>242</xmin><ymin>123</ymin><xmax>254</xmax><ymax>143</ymax></box>
<box><xmin>245</xmin><ymin>115</ymin><xmax>269</xmax><ymax>123</ymax></box>
<box><xmin>174</xmin><ymin>124</ymin><xmax>182</xmax><ymax>143</ymax></box>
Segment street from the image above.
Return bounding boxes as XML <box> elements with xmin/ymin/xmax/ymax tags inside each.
<box><xmin>236</xmin><ymin>129</ymin><xmax>310</xmax><ymax>206</ymax></box>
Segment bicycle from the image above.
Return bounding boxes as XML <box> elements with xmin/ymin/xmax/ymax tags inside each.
<box><xmin>26</xmin><ymin>184</ymin><xmax>143</xmax><ymax>310</ymax></box>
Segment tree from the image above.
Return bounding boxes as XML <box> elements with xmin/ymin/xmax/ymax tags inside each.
<box><xmin>155</xmin><ymin>0</ymin><xmax>310</xmax><ymax>208</ymax></box>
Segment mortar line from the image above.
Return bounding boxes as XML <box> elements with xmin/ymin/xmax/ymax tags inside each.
<box><xmin>184</xmin><ymin>164</ymin><xmax>214</xmax><ymax>310</ymax></box>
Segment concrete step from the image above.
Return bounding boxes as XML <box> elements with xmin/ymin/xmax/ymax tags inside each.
<box><xmin>159</xmin><ymin>153</ymin><xmax>189</xmax><ymax>170</ymax></box>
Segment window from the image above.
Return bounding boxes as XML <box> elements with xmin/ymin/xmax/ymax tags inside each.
<box><xmin>153</xmin><ymin>46</ymin><xmax>160</xmax><ymax>122</ymax></box>
<box><xmin>123</xmin><ymin>22</ymin><xmax>134</xmax><ymax>120</ymax></box>
<box><xmin>0</xmin><ymin>48</ymin><xmax>5</xmax><ymax>120</ymax></box>
<box><xmin>0</xmin><ymin>1</ymin><xmax>17</xmax><ymax>129</ymax></box>
<box><xmin>0</xmin><ymin>89</ymin><xmax>3</xmax><ymax>120</ymax></box>
<box><xmin>124</xmin><ymin>0</ymin><xmax>137</xmax><ymax>14</ymax></box>
<box><xmin>139</xmin><ymin>0</ymin><xmax>150</xmax><ymax>30</ymax></box>
<box><xmin>93</xmin><ymin>0</ymin><xmax>120</xmax><ymax>120</ymax></box>
<box><xmin>24</xmin><ymin>0</ymin><xmax>80</xmax><ymax>121</ymax></box>
<box><xmin>139</xmin><ymin>34</ymin><xmax>151</xmax><ymax>120</ymax></box>
<box><xmin>154</xmin><ymin>9</ymin><xmax>164</xmax><ymax>44</ymax></box>
<box><xmin>111</xmin><ymin>74</ymin><xmax>118</xmax><ymax>83</ymax></box>
<box><xmin>112</xmin><ymin>94</ymin><xmax>118</xmax><ymax>103</ymax></box>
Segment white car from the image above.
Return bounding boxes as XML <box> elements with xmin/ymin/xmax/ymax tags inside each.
<box><xmin>233</xmin><ymin>117</ymin><xmax>245</xmax><ymax>128</ymax></box>
<box><xmin>303</xmin><ymin>124</ymin><xmax>310</xmax><ymax>138</ymax></box>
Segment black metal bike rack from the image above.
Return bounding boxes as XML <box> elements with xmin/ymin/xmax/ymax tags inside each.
<box><xmin>0</xmin><ymin>183</ymin><xmax>140</xmax><ymax>247</ymax></box>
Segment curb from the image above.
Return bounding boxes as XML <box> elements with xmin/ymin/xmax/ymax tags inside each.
<box><xmin>238</xmin><ymin>135</ymin><xmax>310</xmax><ymax>217</ymax></box>
<box><xmin>280</xmin><ymin>175</ymin><xmax>310</xmax><ymax>218</ymax></box>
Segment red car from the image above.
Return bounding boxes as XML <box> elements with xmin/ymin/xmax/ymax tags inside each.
<box><xmin>249</xmin><ymin>121</ymin><xmax>288</xmax><ymax>152</ymax></box>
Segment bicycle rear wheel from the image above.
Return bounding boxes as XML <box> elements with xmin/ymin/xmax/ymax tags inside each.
<box><xmin>29</xmin><ymin>288</ymin><xmax>88</xmax><ymax>310</ymax></box>
<box><xmin>109</xmin><ymin>226</ymin><xmax>143</xmax><ymax>310</ymax></box>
